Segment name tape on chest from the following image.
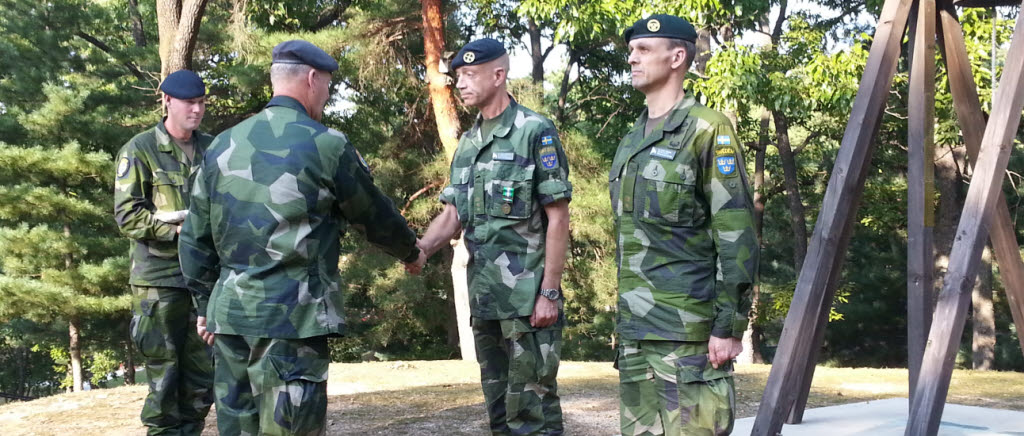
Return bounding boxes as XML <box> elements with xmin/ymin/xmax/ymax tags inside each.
<box><xmin>492</xmin><ymin>152</ymin><xmax>515</xmax><ymax>161</ymax></box>
<box><xmin>539</xmin><ymin>145</ymin><xmax>558</xmax><ymax>169</ymax></box>
<box><xmin>650</xmin><ymin>147</ymin><xmax>677</xmax><ymax>160</ymax></box>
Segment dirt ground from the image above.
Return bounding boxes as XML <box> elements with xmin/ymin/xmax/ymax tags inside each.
<box><xmin>2</xmin><ymin>361</ymin><xmax>1023</xmax><ymax>435</ymax></box>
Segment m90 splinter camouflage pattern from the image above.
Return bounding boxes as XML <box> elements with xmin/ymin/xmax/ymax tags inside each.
<box><xmin>609</xmin><ymin>95</ymin><xmax>758</xmax><ymax>343</ymax></box>
<box><xmin>179</xmin><ymin>96</ymin><xmax>419</xmax><ymax>339</ymax></box>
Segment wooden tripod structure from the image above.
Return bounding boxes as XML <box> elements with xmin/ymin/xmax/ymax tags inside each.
<box><xmin>750</xmin><ymin>0</ymin><xmax>1024</xmax><ymax>435</ymax></box>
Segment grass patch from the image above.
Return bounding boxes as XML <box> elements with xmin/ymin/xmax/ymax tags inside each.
<box><xmin>1</xmin><ymin>361</ymin><xmax>1021</xmax><ymax>435</ymax></box>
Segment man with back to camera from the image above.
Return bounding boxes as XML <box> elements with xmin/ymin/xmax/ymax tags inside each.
<box><xmin>178</xmin><ymin>40</ymin><xmax>425</xmax><ymax>435</ymax></box>
<box><xmin>113</xmin><ymin>69</ymin><xmax>215</xmax><ymax>436</ymax></box>
<box><xmin>416</xmin><ymin>38</ymin><xmax>572</xmax><ymax>435</ymax></box>
<box><xmin>610</xmin><ymin>14</ymin><xmax>759</xmax><ymax>436</ymax></box>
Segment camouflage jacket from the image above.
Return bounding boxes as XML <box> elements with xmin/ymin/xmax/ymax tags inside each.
<box><xmin>439</xmin><ymin>99</ymin><xmax>572</xmax><ymax>320</ymax></box>
<box><xmin>114</xmin><ymin>120</ymin><xmax>212</xmax><ymax>288</ymax></box>
<box><xmin>609</xmin><ymin>95</ymin><xmax>758</xmax><ymax>341</ymax></box>
<box><xmin>179</xmin><ymin>96</ymin><xmax>419</xmax><ymax>339</ymax></box>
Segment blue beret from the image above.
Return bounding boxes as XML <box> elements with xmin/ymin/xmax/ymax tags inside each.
<box><xmin>624</xmin><ymin>14</ymin><xmax>698</xmax><ymax>44</ymax></box>
<box><xmin>159</xmin><ymin>70</ymin><xmax>205</xmax><ymax>99</ymax></box>
<box><xmin>452</xmin><ymin>38</ymin><xmax>507</xmax><ymax>70</ymax></box>
<box><xmin>272</xmin><ymin>40</ymin><xmax>338</xmax><ymax>72</ymax></box>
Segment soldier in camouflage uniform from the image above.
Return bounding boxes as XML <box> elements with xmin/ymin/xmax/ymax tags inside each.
<box><xmin>610</xmin><ymin>15</ymin><xmax>759</xmax><ymax>436</ymax></box>
<box><xmin>178</xmin><ymin>40</ymin><xmax>424</xmax><ymax>436</ymax></box>
<box><xmin>417</xmin><ymin>38</ymin><xmax>572</xmax><ymax>436</ymax></box>
<box><xmin>113</xmin><ymin>69</ymin><xmax>215</xmax><ymax>436</ymax></box>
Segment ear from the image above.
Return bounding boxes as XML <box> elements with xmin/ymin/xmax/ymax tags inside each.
<box><xmin>493</xmin><ymin>67</ymin><xmax>506</xmax><ymax>87</ymax></box>
<box><xmin>672</xmin><ymin>46</ymin><xmax>686</xmax><ymax>70</ymax></box>
<box><xmin>162</xmin><ymin>94</ymin><xmax>172</xmax><ymax>106</ymax></box>
<box><xmin>307</xmin><ymin>69</ymin><xmax>318</xmax><ymax>89</ymax></box>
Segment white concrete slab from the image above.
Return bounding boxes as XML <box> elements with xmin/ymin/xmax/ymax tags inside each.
<box><xmin>733</xmin><ymin>398</ymin><xmax>1024</xmax><ymax>435</ymax></box>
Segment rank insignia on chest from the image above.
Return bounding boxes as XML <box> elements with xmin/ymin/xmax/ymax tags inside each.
<box><xmin>117</xmin><ymin>157</ymin><xmax>130</xmax><ymax>179</ymax></box>
<box><xmin>715</xmin><ymin>147</ymin><xmax>737</xmax><ymax>176</ymax></box>
<box><xmin>650</xmin><ymin>147</ymin><xmax>677</xmax><ymax>160</ymax></box>
<box><xmin>539</xmin><ymin>145</ymin><xmax>558</xmax><ymax>169</ymax></box>
<box><xmin>501</xmin><ymin>186</ymin><xmax>515</xmax><ymax>203</ymax></box>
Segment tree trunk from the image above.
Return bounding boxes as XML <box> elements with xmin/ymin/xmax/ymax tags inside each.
<box><xmin>69</xmin><ymin>318</ymin><xmax>83</xmax><ymax>392</ymax></box>
<box><xmin>694</xmin><ymin>28</ymin><xmax>712</xmax><ymax>76</ymax></box>
<box><xmin>972</xmin><ymin>245</ymin><xmax>996</xmax><ymax>370</ymax></box>
<box><xmin>528</xmin><ymin>18</ymin><xmax>544</xmax><ymax>84</ymax></box>
<box><xmin>128</xmin><ymin>0</ymin><xmax>146</xmax><ymax>47</ymax></box>
<box><xmin>738</xmin><ymin>110</ymin><xmax>771</xmax><ymax>365</ymax></box>
<box><xmin>157</xmin><ymin>0</ymin><xmax>209</xmax><ymax>78</ymax></box>
<box><xmin>421</xmin><ymin>0</ymin><xmax>473</xmax><ymax>361</ymax></box>
<box><xmin>555</xmin><ymin>48</ymin><xmax>580</xmax><ymax>123</ymax></box>
<box><xmin>771</xmin><ymin>111</ymin><xmax>808</xmax><ymax>270</ymax></box>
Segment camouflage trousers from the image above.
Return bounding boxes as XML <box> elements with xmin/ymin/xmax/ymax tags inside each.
<box><xmin>473</xmin><ymin>316</ymin><xmax>563</xmax><ymax>436</ymax></box>
<box><xmin>617</xmin><ymin>339</ymin><xmax>735</xmax><ymax>436</ymax></box>
<box><xmin>212</xmin><ymin>334</ymin><xmax>330</xmax><ymax>436</ymax></box>
<box><xmin>129</xmin><ymin>285</ymin><xmax>215</xmax><ymax>436</ymax></box>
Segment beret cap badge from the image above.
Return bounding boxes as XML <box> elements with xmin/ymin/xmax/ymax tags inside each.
<box><xmin>647</xmin><ymin>19</ymin><xmax>661</xmax><ymax>32</ymax></box>
<box><xmin>463</xmin><ymin>51</ymin><xmax>476</xmax><ymax>64</ymax></box>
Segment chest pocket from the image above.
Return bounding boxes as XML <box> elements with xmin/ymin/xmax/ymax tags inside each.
<box><xmin>486</xmin><ymin>163</ymin><xmax>533</xmax><ymax>220</ymax></box>
<box><xmin>151</xmin><ymin>170</ymin><xmax>185</xmax><ymax>211</ymax></box>
<box><xmin>638</xmin><ymin>156</ymin><xmax>705</xmax><ymax>227</ymax></box>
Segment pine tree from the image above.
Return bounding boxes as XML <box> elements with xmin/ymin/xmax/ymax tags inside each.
<box><xmin>0</xmin><ymin>142</ymin><xmax>131</xmax><ymax>392</ymax></box>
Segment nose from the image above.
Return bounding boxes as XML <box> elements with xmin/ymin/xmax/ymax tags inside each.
<box><xmin>627</xmin><ymin>51</ymin><xmax>639</xmax><ymax>65</ymax></box>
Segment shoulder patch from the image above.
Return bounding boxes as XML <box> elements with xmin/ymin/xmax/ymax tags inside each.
<box><xmin>354</xmin><ymin>148</ymin><xmax>370</xmax><ymax>173</ymax></box>
<box><xmin>715</xmin><ymin>146</ymin><xmax>738</xmax><ymax>177</ymax></box>
<box><xmin>716</xmin><ymin>135</ymin><xmax>731</xmax><ymax>145</ymax></box>
<box><xmin>541</xmin><ymin>135</ymin><xmax>554</xmax><ymax>146</ymax></box>
<box><xmin>116</xmin><ymin>157</ymin><xmax>130</xmax><ymax>179</ymax></box>
<box><xmin>539</xmin><ymin>146</ymin><xmax>558</xmax><ymax>170</ymax></box>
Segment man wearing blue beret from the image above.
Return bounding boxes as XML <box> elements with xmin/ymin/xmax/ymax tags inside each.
<box><xmin>114</xmin><ymin>69</ymin><xmax>215</xmax><ymax>436</ymax></box>
<box><xmin>611</xmin><ymin>14</ymin><xmax>759</xmax><ymax>436</ymax></box>
<box><xmin>418</xmin><ymin>37</ymin><xmax>572</xmax><ymax>435</ymax></box>
<box><xmin>179</xmin><ymin>39</ymin><xmax>424</xmax><ymax>435</ymax></box>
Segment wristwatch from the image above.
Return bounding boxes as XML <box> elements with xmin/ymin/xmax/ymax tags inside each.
<box><xmin>539</xmin><ymin>288</ymin><xmax>561</xmax><ymax>301</ymax></box>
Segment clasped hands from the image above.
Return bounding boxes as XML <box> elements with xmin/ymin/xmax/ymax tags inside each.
<box><xmin>403</xmin><ymin>239</ymin><xmax>428</xmax><ymax>275</ymax></box>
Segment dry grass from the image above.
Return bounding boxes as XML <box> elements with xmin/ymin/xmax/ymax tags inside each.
<box><xmin>1</xmin><ymin>361</ymin><xmax>1022</xmax><ymax>435</ymax></box>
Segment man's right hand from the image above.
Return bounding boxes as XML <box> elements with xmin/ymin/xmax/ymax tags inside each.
<box><xmin>196</xmin><ymin>316</ymin><xmax>215</xmax><ymax>346</ymax></box>
<box><xmin>404</xmin><ymin>240</ymin><xmax>427</xmax><ymax>275</ymax></box>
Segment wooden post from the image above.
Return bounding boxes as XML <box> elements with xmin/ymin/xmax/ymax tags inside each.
<box><xmin>749</xmin><ymin>1</ymin><xmax>914</xmax><ymax>434</ymax></box>
<box><xmin>906</xmin><ymin>0</ymin><xmax>936</xmax><ymax>405</ymax></box>
<box><xmin>937</xmin><ymin>0</ymin><xmax>1024</xmax><ymax>358</ymax></box>
<box><xmin>906</xmin><ymin>5</ymin><xmax>1024</xmax><ymax>434</ymax></box>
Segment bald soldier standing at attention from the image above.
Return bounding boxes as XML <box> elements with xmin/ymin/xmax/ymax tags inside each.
<box><xmin>114</xmin><ymin>69</ymin><xmax>215</xmax><ymax>436</ymax></box>
<box><xmin>417</xmin><ymin>38</ymin><xmax>572</xmax><ymax>436</ymax></box>
<box><xmin>179</xmin><ymin>40</ymin><xmax>424</xmax><ymax>435</ymax></box>
<box><xmin>610</xmin><ymin>15</ymin><xmax>759</xmax><ymax>436</ymax></box>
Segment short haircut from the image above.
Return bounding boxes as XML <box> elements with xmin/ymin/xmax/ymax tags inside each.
<box><xmin>667</xmin><ymin>38</ymin><xmax>697</xmax><ymax>71</ymax></box>
<box><xmin>270</xmin><ymin>63</ymin><xmax>313</xmax><ymax>87</ymax></box>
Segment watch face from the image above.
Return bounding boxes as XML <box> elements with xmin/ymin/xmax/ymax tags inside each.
<box><xmin>541</xmin><ymin>288</ymin><xmax>560</xmax><ymax>300</ymax></box>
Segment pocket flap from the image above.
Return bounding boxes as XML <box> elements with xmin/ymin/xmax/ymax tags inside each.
<box><xmin>153</xmin><ymin>170</ymin><xmax>184</xmax><ymax>186</ymax></box>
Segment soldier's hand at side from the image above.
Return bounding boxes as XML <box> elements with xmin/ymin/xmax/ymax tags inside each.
<box><xmin>530</xmin><ymin>296</ymin><xmax>559</xmax><ymax>328</ymax></box>
<box><xmin>708</xmin><ymin>336</ymin><xmax>742</xmax><ymax>369</ymax></box>
<box><xmin>196</xmin><ymin>316</ymin><xmax>215</xmax><ymax>346</ymax></box>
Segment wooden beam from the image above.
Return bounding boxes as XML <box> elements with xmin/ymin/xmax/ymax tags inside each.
<box><xmin>953</xmin><ymin>0</ymin><xmax>1021</xmax><ymax>7</ymax></box>
<box><xmin>786</xmin><ymin>297</ymin><xmax>830</xmax><ymax>424</ymax></box>
<box><xmin>937</xmin><ymin>0</ymin><xmax>1024</xmax><ymax>358</ymax></box>
<box><xmin>907</xmin><ymin>0</ymin><xmax>937</xmax><ymax>405</ymax></box>
<box><xmin>749</xmin><ymin>0</ymin><xmax>914</xmax><ymax>434</ymax></box>
<box><xmin>907</xmin><ymin>4</ymin><xmax>1024</xmax><ymax>434</ymax></box>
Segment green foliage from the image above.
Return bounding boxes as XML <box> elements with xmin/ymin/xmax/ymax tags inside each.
<box><xmin>2</xmin><ymin>0</ymin><xmax>1023</xmax><ymax>388</ymax></box>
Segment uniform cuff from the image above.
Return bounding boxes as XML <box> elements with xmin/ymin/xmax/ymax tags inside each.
<box><xmin>402</xmin><ymin>246</ymin><xmax>421</xmax><ymax>263</ymax></box>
